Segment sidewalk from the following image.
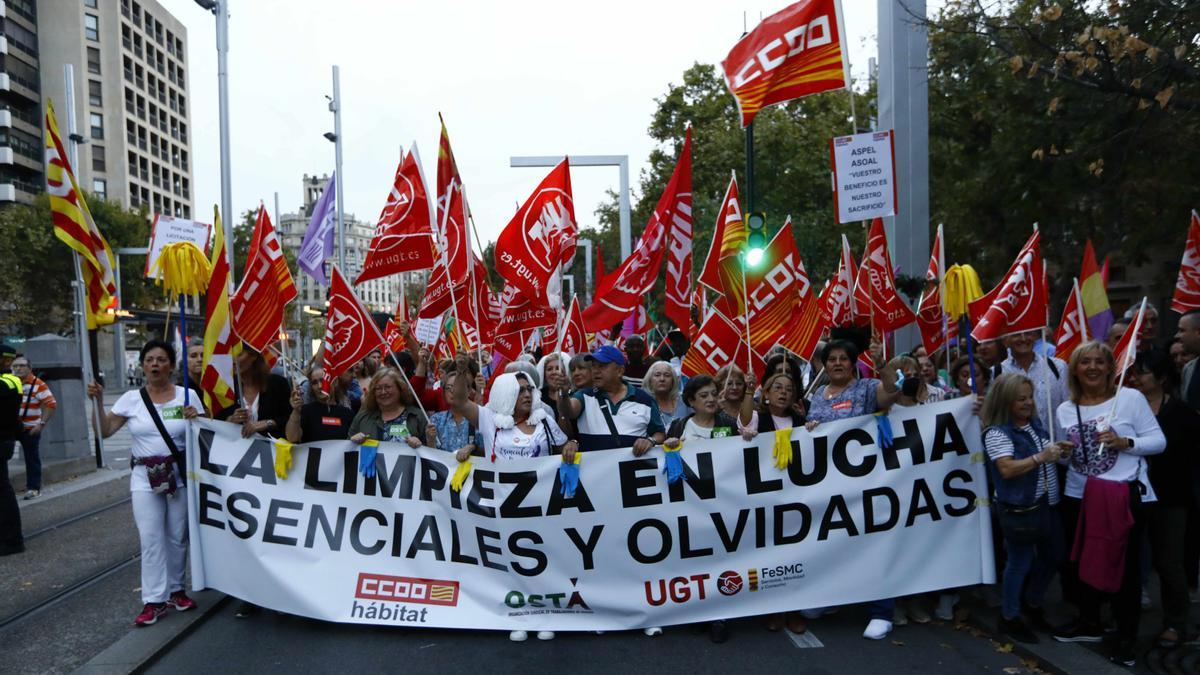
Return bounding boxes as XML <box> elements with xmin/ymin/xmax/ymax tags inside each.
<box><xmin>8</xmin><ymin>389</ymin><xmax>133</xmax><ymax>495</ymax></box>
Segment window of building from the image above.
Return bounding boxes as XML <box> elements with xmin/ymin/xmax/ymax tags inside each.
<box><xmin>88</xmin><ymin>47</ymin><xmax>102</xmax><ymax>75</ymax></box>
<box><xmin>92</xmin><ymin>145</ymin><xmax>106</xmax><ymax>172</ymax></box>
<box><xmin>86</xmin><ymin>0</ymin><xmax>99</xmax><ymax>8</ymax></box>
<box><xmin>85</xmin><ymin>14</ymin><xmax>100</xmax><ymax>41</ymax></box>
<box><xmin>89</xmin><ymin>113</ymin><xmax>104</xmax><ymax>140</ymax></box>
<box><xmin>89</xmin><ymin>80</ymin><xmax>103</xmax><ymax>106</ymax></box>
<box><xmin>92</xmin><ymin>178</ymin><xmax>107</xmax><ymax>198</ymax></box>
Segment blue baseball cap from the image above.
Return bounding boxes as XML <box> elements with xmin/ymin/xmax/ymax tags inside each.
<box><xmin>586</xmin><ymin>345</ymin><xmax>627</xmax><ymax>366</ymax></box>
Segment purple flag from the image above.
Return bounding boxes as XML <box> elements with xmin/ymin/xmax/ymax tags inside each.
<box><xmin>297</xmin><ymin>171</ymin><xmax>337</xmax><ymax>285</ymax></box>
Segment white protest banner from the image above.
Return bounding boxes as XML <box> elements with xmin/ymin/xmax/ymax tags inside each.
<box><xmin>829</xmin><ymin>130</ymin><xmax>897</xmax><ymax>224</ymax></box>
<box><xmin>414</xmin><ymin>317</ymin><xmax>441</xmax><ymax>346</ymax></box>
<box><xmin>186</xmin><ymin>398</ymin><xmax>994</xmax><ymax>630</ymax></box>
<box><xmin>144</xmin><ymin>215</ymin><xmax>213</xmax><ymax>277</ymax></box>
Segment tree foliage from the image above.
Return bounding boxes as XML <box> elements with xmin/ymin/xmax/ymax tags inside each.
<box><xmin>0</xmin><ymin>194</ymin><xmax>160</xmax><ymax>336</ymax></box>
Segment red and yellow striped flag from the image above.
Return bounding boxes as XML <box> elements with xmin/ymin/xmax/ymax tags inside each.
<box><xmin>698</xmin><ymin>172</ymin><xmax>747</xmax><ymax>318</ymax></box>
<box><xmin>44</xmin><ymin>101</ymin><xmax>118</xmax><ymax>328</ymax></box>
<box><xmin>202</xmin><ymin>208</ymin><xmax>240</xmax><ymax>414</ymax></box>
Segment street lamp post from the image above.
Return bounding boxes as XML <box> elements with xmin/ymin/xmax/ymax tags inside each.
<box><xmin>510</xmin><ymin>155</ymin><xmax>631</xmax><ymax>259</ymax></box>
<box><xmin>327</xmin><ymin>66</ymin><xmax>346</xmax><ymax>273</ymax></box>
<box><xmin>194</xmin><ymin>0</ymin><xmax>235</xmax><ymax>272</ymax></box>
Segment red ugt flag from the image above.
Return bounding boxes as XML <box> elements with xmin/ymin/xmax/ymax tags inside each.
<box><xmin>859</xmin><ymin>218</ymin><xmax>917</xmax><ymax>332</ymax></box>
<box><xmin>357</xmin><ymin>143</ymin><xmax>437</xmax><ymax>284</ymax></box>
<box><xmin>436</xmin><ymin>118</ymin><xmax>470</xmax><ymax>285</ymax></box>
<box><xmin>495</xmin><ymin>158</ymin><xmax>576</xmax><ymax>308</ymax></box>
<box><xmin>583</xmin><ymin>131</ymin><xmax>691</xmax><ymax>332</ymax></box>
<box><xmin>663</xmin><ymin>129</ymin><xmax>694</xmax><ymax>337</ymax></box>
<box><xmin>555</xmin><ymin>295</ymin><xmax>590</xmax><ymax>356</ymax></box>
<box><xmin>825</xmin><ymin>234</ymin><xmax>857</xmax><ymax>326</ymax></box>
<box><xmin>231</xmin><ymin>206</ymin><xmax>297</xmax><ymax>352</ymax></box>
<box><xmin>322</xmin><ymin>267</ymin><xmax>387</xmax><ymax>391</ymax></box>
<box><xmin>1113</xmin><ymin>298</ymin><xmax>1148</xmax><ymax>377</ymax></box>
<box><xmin>970</xmin><ymin>229</ymin><xmax>1048</xmax><ymax>342</ymax></box>
<box><xmin>916</xmin><ymin>224</ymin><xmax>946</xmax><ymax>354</ymax></box>
<box><xmin>1170</xmin><ymin>211</ymin><xmax>1200</xmax><ymax>314</ymax></box>
<box><xmin>1054</xmin><ymin>278</ymin><xmax>1089</xmax><ymax>359</ymax></box>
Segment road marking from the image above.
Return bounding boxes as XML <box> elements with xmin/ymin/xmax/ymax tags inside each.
<box><xmin>786</xmin><ymin>630</ymin><xmax>824</xmax><ymax>648</ymax></box>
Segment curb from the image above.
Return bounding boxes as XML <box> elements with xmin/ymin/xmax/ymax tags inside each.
<box><xmin>962</xmin><ymin>606</ymin><xmax>1124</xmax><ymax>675</ymax></box>
<box><xmin>74</xmin><ymin>590</ymin><xmax>229</xmax><ymax>675</ymax></box>
<box><xmin>10</xmin><ymin>456</ymin><xmax>100</xmax><ymax>492</ymax></box>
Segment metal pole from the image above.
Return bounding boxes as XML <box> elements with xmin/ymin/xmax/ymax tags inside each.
<box><xmin>214</xmin><ymin>0</ymin><xmax>234</xmax><ymax>263</ymax></box>
<box><xmin>509</xmin><ymin>155</ymin><xmax>630</xmax><ymax>259</ymax></box>
<box><xmin>64</xmin><ymin>64</ymin><xmax>106</xmax><ymax>468</ymax></box>
<box><xmin>617</xmin><ymin>156</ymin><xmax>630</xmax><ymax>259</ymax></box>
<box><xmin>744</xmin><ymin>123</ymin><xmax>755</xmax><ymax>212</ymax></box>
<box><xmin>331</xmin><ymin>65</ymin><xmax>346</xmax><ymax>273</ymax></box>
<box><xmin>577</xmin><ymin>238</ymin><xmax>593</xmax><ymax>306</ymax></box>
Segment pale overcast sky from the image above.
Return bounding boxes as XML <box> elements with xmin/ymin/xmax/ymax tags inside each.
<box><xmin>161</xmin><ymin>0</ymin><xmax>882</xmax><ymax>247</ymax></box>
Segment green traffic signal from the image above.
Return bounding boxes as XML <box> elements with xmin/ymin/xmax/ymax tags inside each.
<box><xmin>745</xmin><ymin>211</ymin><xmax>767</xmax><ymax>268</ymax></box>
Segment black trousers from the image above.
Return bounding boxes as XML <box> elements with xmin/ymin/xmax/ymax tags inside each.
<box><xmin>0</xmin><ymin>440</ymin><xmax>23</xmax><ymax>550</ymax></box>
<box><xmin>1060</xmin><ymin>484</ymin><xmax>1145</xmax><ymax>645</ymax></box>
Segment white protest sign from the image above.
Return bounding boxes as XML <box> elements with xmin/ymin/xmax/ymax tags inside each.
<box><xmin>186</xmin><ymin>398</ymin><xmax>994</xmax><ymax>630</ymax></box>
<box><xmin>830</xmin><ymin>130</ymin><xmax>897</xmax><ymax>224</ymax></box>
<box><xmin>414</xmin><ymin>317</ymin><xmax>441</xmax><ymax>346</ymax></box>
<box><xmin>144</xmin><ymin>215</ymin><xmax>213</xmax><ymax>277</ymax></box>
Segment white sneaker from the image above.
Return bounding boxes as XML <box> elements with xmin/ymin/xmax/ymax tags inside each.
<box><xmin>509</xmin><ymin>630</ymin><xmax>528</xmax><ymax>642</ymax></box>
<box><xmin>935</xmin><ymin>593</ymin><xmax>958</xmax><ymax>621</ymax></box>
<box><xmin>536</xmin><ymin>631</ymin><xmax>555</xmax><ymax>641</ymax></box>
<box><xmin>643</xmin><ymin>626</ymin><xmax>663</xmax><ymax>636</ymax></box>
<box><xmin>863</xmin><ymin>619</ymin><xmax>892</xmax><ymax>640</ymax></box>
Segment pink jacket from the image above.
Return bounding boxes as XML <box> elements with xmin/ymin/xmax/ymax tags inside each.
<box><xmin>1070</xmin><ymin>476</ymin><xmax>1134</xmax><ymax>594</ymax></box>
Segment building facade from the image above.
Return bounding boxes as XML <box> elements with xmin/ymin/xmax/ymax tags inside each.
<box><xmin>277</xmin><ymin>174</ymin><xmax>403</xmax><ymax>315</ymax></box>
<box><xmin>0</xmin><ymin>0</ymin><xmax>44</xmax><ymax>204</ymax></box>
<box><xmin>38</xmin><ymin>0</ymin><xmax>193</xmax><ymax>217</ymax></box>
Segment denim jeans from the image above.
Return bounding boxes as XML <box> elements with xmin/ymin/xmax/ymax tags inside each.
<box><xmin>18</xmin><ymin>428</ymin><xmax>40</xmax><ymax>491</ymax></box>
<box><xmin>1000</xmin><ymin>503</ymin><xmax>1062</xmax><ymax>620</ymax></box>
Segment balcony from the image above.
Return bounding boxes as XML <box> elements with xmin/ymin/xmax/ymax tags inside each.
<box><xmin>0</xmin><ymin>36</ymin><xmax>8</xmax><ymax>56</ymax></box>
<box><xmin>0</xmin><ymin>184</ymin><xmax>14</xmax><ymax>202</ymax></box>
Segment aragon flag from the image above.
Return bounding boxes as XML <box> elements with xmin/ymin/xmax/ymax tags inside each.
<box><xmin>201</xmin><ymin>207</ymin><xmax>240</xmax><ymax>414</ymax></box>
<box><xmin>45</xmin><ymin>100</ymin><xmax>118</xmax><ymax>328</ymax></box>
<box><xmin>494</xmin><ymin>158</ymin><xmax>576</xmax><ymax>309</ymax></box>
<box><xmin>357</xmin><ymin>143</ymin><xmax>437</xmax><ymax>285</ymax></box>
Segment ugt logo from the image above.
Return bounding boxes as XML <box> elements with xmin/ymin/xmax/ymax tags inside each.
<box><xmin>521</xmin><ymin>188</ymin><xmax>575</xmax><ymax>273</ymax></box>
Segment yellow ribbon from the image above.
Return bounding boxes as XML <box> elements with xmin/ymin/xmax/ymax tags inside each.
<box><xmin>149</xmin><ymin>241</ymin><xmax>213</xmax><ymax>296</ymax></box>
<box><xmin>273</xmin><ymin>439</ymin><xmax>294</xmax><ymax>479</ymax></box>
<box><xmin>772</xmin><ymin>428</ymin><xmax>793</xmax><ymax>470</ymax></box>
<box><xmin>450</xmin><ymin>460</ymin><xmax>472</xmax><ymax>492</ymax></box>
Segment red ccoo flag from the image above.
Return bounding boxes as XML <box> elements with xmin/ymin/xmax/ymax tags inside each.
<box><xmin>1170</xmin><ymin>211</ymin><xmax>1200</xmax><ymax>314</ymax></box>
<box><xmin>682</xmin><ymin>310</ymin><xmax>743</xmax><ymax>377</ymax></box>
<box><xmin>322</xmin><ymin>267</ymin><xmax>387</xmax><ymax>391</ymax></box>
<box><xmin>495</xmin><ymin>158</ymin><xmax>576</xmax><ymax>308</ymax></box>
<box><xmin>663</xmin><ymin>129</ymin><xmax>695</xmax><ymax>337</ymax></box>
<box><xmin>583</xmin><ymin>131</ymin><xmax>691</xmax><ymax>332</ymax></box>
<box><xmin>916</xmin><ymin>224</ymin><xmax>947</xmax><ymax>354</ymax></box>
<box><xmin>970</xmin><ymin>229</ymin><xmax>1048</xmax><ymax>342</ymax></box>
<box><xmin>231</xmin><ymin>206</ymin><xmax>297</xmax><ymax>353</ymax></box>
<box><xmin>1054</xmin><ymin>278</ymin><xmax>1089</xmax><ymax>359</ymax></box>
<box><xmin>745</xmin><ymin>216</ymin><xmax>808</xmax><ymax>346</ymax></box>
<box><xmin>721</xmin><ymin>0</ymin><xmax>850</xmax><ymax>127</ymax></box>
<box><xmin>357</xmin><ymin>143</ymin><xmax>437</xmax><ymax>285</ymax></box>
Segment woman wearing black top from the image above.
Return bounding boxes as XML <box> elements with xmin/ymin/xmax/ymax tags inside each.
<box><xmin>285</xmin><ymin>367</ymin><xmax>354</xmax><ymax>443</ymax></box>
<box><xmin>757</xmin><ymin>373</ymin><xmax>806</xmax><ymax>432</ymax></box>
<box><xmin>217</xmin><ymin>346</ymin><xmax>292</xmax><ymax>438</ymax></box>
<box><xmin>1130</xmin><ymin>350</ymin><xmax>1200</xmax><ymax>647</ymax></box>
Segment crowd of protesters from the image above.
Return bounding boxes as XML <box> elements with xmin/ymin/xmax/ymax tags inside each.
<box><xmin>0</xmin><ymin>302</ymin><xmax>1194</xmax><ymax>667</ymax></box>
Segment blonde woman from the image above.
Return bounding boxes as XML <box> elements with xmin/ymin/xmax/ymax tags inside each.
<box><xmin>980</xmin><ymin>373</ymin><xmax>1074</xmax><ymax>644</ymax></box>
<box><xmin>1051</xmin><ymin>342</ymin><xmax>1165</xmax><ymax>667</ymax></box>
<box><xmin>645</xmin><ymin>361</ymin><xmax>690</xmax><ymax>431</ymax></box>
<box><xmin>349</xmin><ymin>369</ymin><xmax>427</xmax><ymax>446</ymax></box>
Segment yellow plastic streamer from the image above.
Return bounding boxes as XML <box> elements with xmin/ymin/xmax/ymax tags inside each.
<box><xmin>273</xmin><ymin>439</ymin><xmax>294</xmax><ymax>479</ymax></box>
<box><xmin>943</xmin><ymin>264</ymin><xmax>984</xmax><ymax>320</ymax></box>
<box><xmin>150</xmin><ymin>241</ymin><xmax>212</xmax><ymax>296</ymax></box>
<box><xmin>772</xmin><ymin>428</ymin><xmax>793</xmax><ymax>470</ymax></box>
<box><xmin>569</xmin><ymin>451</ymin><xmax>582</xmax><ymax>465</ymax></box>
<box><xmin>450</xmin><ymin>460</ymin><xmax>472</xmax><ymax>492</ymax></box>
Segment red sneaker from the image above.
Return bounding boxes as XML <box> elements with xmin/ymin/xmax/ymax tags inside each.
<box><xmin>134</xmin><ymin>602</ymin><xmax>168</xmax><ymax>627</ymax></box>
<box><xmin>169</xmin><ymin>591</ymin><xmax>197</xmax><ymax>611</ymax></box>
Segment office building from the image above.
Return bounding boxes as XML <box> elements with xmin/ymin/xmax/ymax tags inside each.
<box><xmin>0</xmin><ymin>0</ymin><xmax>44</xmax><ymax>204</ymax></box>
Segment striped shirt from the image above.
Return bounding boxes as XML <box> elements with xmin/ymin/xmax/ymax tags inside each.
<box><xmin>983</xmin><ymin>424</ymin><xmax>1060</xmax><ymax>505</ymax></box>
<box><xmin>19</xmin><ymin>375</ymin><xmax>56</xmax><ymax>430</ymax></box>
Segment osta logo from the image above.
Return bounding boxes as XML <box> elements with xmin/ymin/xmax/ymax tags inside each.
<box><xmin>717</xmin><ymin>570</ymin><xmax>744</xmax><ymax>596</ymax></box>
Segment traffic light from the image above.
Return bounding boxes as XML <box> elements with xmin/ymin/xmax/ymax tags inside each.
<box><xmin>745</xmin><ymin>212</ymin><xmax>767</xmax><ymax>267</ymax></box>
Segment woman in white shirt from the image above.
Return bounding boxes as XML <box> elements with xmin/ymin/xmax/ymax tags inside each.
<box><xmin>446</xmin><ymin>353</ymin><xmax>577</xmax><ymax>642</ymax></box>
<box><xmin>1052</xmin><ymin>341</ymin><xmax>1165</xmax><ymax>667</ymax></box>
<box><xmin>87</xmin><ymin>339</ymin><xmax>201</xmax><ymax>628</ymax></box>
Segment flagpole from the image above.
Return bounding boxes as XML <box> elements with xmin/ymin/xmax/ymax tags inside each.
<box><xmin>1073</xmin><ymin>277</ymin><xmax>1089</xmax><ymax>342</ymax></box>
<box><xmin>1041</xmin><ymin>325</ymin><xmax>1054</xmax><ymax>442</ymax></box>
<box><xmin>436</xmin><ymin>187</ymin><xmax>468</xmax><ymax>364</ymax></box>
<box><xmin>1095</xmin><ymin>297</ymin><xmax>1146</xmax><ymax>458</ymax></box>
<box><xmin>63</xmin><ymin>64</ymin><xmax>107</xmax><ymax>469</ymax></box>
<box><xmin>462</xmin><ymin>189</ymin><xmax>489</xmax><ymax>374</ymax></box>
<box><xmin>937</xmin><ymin>224</ymin><xmax>949</xmax><ymax>378</ymax></box>
<box><xmin>739</xmin><ymin>263</ymin><xmax>754</xmax><ymax>376</ymax></box>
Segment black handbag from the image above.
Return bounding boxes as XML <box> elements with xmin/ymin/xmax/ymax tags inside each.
<box><xmin>996</xmin><ymin>500</ymin><xmax>1047</xmax><ymax>545</ymax></box>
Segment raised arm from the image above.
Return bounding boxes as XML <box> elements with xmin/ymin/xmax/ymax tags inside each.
<box><xmin>449</xmin><ymin>354</ymin><xmax>481</xmax><ymax>427</ymax></box>
<box><xmin>86</xmin><ymin>381</ymin><xmax>128</xmax><ymax>438</ymax></box>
